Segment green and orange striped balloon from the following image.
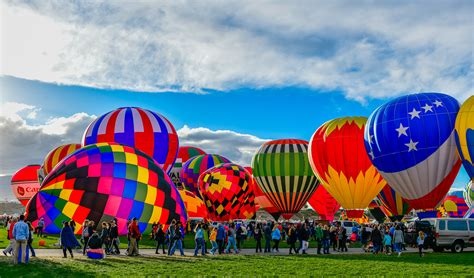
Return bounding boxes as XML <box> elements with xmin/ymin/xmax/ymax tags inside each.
<box><xmin>42</xmin><ymin>144</ymin><xmax>82</xmax><ymax>176</ymax></box>
<box><xmin>251</xmin><ymin>139</ymin><xmax>319</xmax><ymax>219</ymax></box>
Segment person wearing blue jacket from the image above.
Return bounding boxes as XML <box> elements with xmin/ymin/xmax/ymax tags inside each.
<box><xmin>216</xmin><ymin>224</ymin><xmax>226</xmax><ymax>254</ymax></box>
<box><xmin>60</xmin><ymin>221</ymin><xmax>80</xmax><ymax>258</ymax></box>
<box><xmin>193</xmin><ymin>223</ymin><xmax>206</xmax><ymax>256</ymax></box>
<box><xmin>271</xmin><ymin>226</ymin><xmax>281</xmax><ymax>252</ymax></box>
<box><xmin>12</xmin><ymin>215</ymin><xmax>29</xmax><ymax>264</ymax></box>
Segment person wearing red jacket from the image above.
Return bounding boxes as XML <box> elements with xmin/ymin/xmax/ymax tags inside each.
<box><xmin>3</xmin><ymin>218</ymin><xmax>17</xmax><ymax>256</ymax></box>
<box><xmin>127</xmin><ymin>218</ymin><xmax>141</xmax><ymax>256</ymax></box>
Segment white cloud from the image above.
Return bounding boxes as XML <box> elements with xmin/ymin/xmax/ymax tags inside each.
<box><xmin>1</xmin><ymin>1</ymin><xmax>472</xmax><ymax>101</ymax></box>
<box><xmin>177</xmin><ymin>125</ymin><xmax>269</xmax><ymax>166</ymax></box>
<box><xmin>0</xmin><ymin>102</ymin><xmax>96</xmax><ymax>175</ymax></box>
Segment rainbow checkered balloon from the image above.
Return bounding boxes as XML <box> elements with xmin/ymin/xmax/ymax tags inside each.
<box><xmin>198</xmin><ymin>163</ymin><xmax>255</xmax><ymax>221</ymax></box>
<box><xmin>26</xmin><ymin>143</ymin><xmax>187</xmax><ymax>235</ymax></box>
<box><xmin>180</xmin><ymin>154</ymin><xmax>231</xmax><ymax>196</ymax></box>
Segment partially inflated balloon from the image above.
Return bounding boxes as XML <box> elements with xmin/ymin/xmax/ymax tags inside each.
<box><xmin>198</xmin><ymin>163</ymin><xmax>255</xmax><ymax>221</ymax></box>
<box><xmin>180</xmin><ymin>154</ymin><xmax>231</xmax><ymax>196</ymax></box>
<box><xmin>368</xmin><ymin>199</ymin><xmax>387</xmax><ymax>223</ymax></box>
<box><xmin>455</xmin><ymin>96</ymin><xmax>474</xmax><ymax>179</ymax></box>
<box><xmin>26</xmin><ymin>143</ymin><xmax>187</xmax><ymax>235</ymax></box>
<box><xmin>178</xmin><ymin>189</ymin><xmax>208</xmax><ymax>219</ymax></box>
<box><xmin>11</xmin><ymin>165</ymin><xmax>41</xmax><ymax>206</ymax></box>
<box><xmin>245</xmin><ymin>167</ymin><xmax>281</xmax><ymax>220</ymax></box>
<box><xmin>82</xmin><ymin>107</ymin><xmax>179</xmax><ymax>174</ymax></box>
<box><xmin>465</xmin><ymin>181</ymin><xmax>473</xmax><ymax>207</ymax></box>
<box><xmin>170</xmin><ymin>146</ymin><xmax>206</xmax><ymax>187</ymax></box>
<box><xmin>377</xmin><ymin>185</ymin><xmax>412</xmax><ymax>221</ymax></box>
<box><xmin>308</xmin><ymin>186</ymin><xmax>340</xmax><ymax>221</ymax></box>
<box><xmin>43</xmin><ymin>144</ymin><xmax>82</xmax><ymax>175</ymax></box>
<box><xmin>252</xmin><ymin>139</ymin><xmax>319</xmax><ymax>217</ymax></box>
<box><xmin>365</xmin><ymin>93</ymin><xmax>461</xmax><ymax>210</ymax></box>
<box><xmin>441</xmin><ymin>190</ymin><xmax>469</xmax><ymax>218</ymax></box>
<box><xmin>309</xmin><ymin>117</ymin><xmax>386</xmax><ymax>218</ymax></box>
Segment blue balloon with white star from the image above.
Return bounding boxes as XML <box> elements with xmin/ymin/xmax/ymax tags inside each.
<box><xmin>364</xmin><ymin>92</ymin><xmax>461</xmax><ymax>210</ymax></box>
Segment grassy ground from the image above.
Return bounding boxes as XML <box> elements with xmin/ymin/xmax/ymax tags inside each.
<box><xmin>0</xmin><ymin>227</ymin><xmax>340</xmax><ymax>250</ymax></box>
<box><xmin>0</xmin><ymin>252</ymin><xmax>472</xmax><ymax>277</ymax></box>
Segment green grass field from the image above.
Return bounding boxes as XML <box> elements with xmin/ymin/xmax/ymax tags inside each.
<box><xmin>0</xmin><ymin>252</ymin><xmax>473</xmax><ymax>277</ymax></box>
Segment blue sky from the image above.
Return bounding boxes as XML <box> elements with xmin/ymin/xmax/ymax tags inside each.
<box><xmin>0</xmin><ymin>1</ymin><xmax>472</xmax><ymax>202</ymax></box>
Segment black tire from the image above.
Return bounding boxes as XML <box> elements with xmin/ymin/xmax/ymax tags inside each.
<box><xmin>451</xmin><ymin>241</ymin><xmax>464</xmax><ymax>253</ymax></box>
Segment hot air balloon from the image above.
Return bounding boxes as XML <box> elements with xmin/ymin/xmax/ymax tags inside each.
<box><xmin>82</xmin><ymin>107</ymin><xmax>179</xmax><ymax>174</ymax></box>
<box><xmin>368</xmin><ymin>199</ymin><xmax>387</xmax><ymax>223</ymax></box>
<box><xmin>365</xmin><ymin>93</ymin><xmax>461</xmax><ymax>211</ymax></box>
<box><xmin>309</xmin><ymin>117</ymin><xmax>386</xmax><ymax>219</ymax></box>
<box><xmin>245</xmin><ymin>167</ymin><xmax>281</xmax><ymax>220</ymax></box>
<box><xmin>252</xmin><ymin>139</ymin><xmax>319</xmax><ymax>219</ymax></box>
<box><xmin>180</xmin><ymin>154</ymin><xmax>231</xmax><ymax>196</ymax></box>
<box><xmin>441</xmin><ymin>190</ymin><xmax>469</xmax><ymax>218</ymax></box>
<box><xmin>455</xmin><ymin>96</ymin><xmax>474</xmax><ymax>180</ymax></box>
<box><xmin>178</xmin><ymin>189</ymin><xmax>208</xmax><ymax>219</ymax></box>
<box><xmin>170</xmin><ymin>146</ymin><xmax>206</xmax><ymax>187</ymax></box>
<box><xmin>25</xmin><ymin>143</ymin><xmax>187</xmax><ymax>235</ymax></box>
<box><xmin>377</xmin><ymin>185</ymin><xmax>412</xmax><ymax>221</ymax></box>
<box><xmin>42</xmin><ymin>144</ymin><xmax>82</xmax><ymax>176</ymax></box>
<box><xmin>198</xmin><ymin>163</ymin><xmax>255</xmax><ymax>221</ymax></box>
<box><xmin>307</xmin><ymin>185</ymin><xmax>340</xmax><ymax>221</ymax></box>
<box><xmin>10</xmin><ymin>165</ymin><xmax>41</xmax><ymax>206</ymax></box>
<box><xmin>465</xmin><ymin>181</ymin><xmax>474</xmax><ymax>218</ymax></box>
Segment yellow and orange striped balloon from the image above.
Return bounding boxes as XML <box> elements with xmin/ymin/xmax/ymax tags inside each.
<box><xmin>43</xmin><ymin>144</ymin><xmax>82</xmax><ymax>175</ymax></box>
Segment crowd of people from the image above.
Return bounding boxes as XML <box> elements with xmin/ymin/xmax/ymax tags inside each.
<box><xmin>2</xmin><ymin>215</ymin><xmax>428</xmax><ymax>264</ymax></box>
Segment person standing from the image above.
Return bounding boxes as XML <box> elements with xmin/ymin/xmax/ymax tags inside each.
<box><xmin>371</xmin><ymin>226</ymin><xmax>383</xmax><ymax>255</ymax></box>
<box><xmin>315</xmin><ymin>224</ymin><xmax>323</xmax><ymax>254</ymax></box>
<box><xmin>26</xmin><ymin>222</ymin><xmax>36</xmax><ymax>257</ymax></box>
<box><xmin>271</xmin><ymin>226</ymin><xmax>281</xmax><ymax>252</ymax></box>
<box><xmin>193</xmin><ymin>223</ymin><xmax>206</xmax><ymax>256</ymax></box>
<box><xmin>12</xmin><ymin>215</ymin><xmax>29</xmax><ymax>264</ymax></box>
<box><xmin>360</xmin><ymin>225</ymin><xmax>370</xmax><ymax>252</ymax></box>
<box><xmin>169</xmin><ymin>222</ymin><xmax>185</xmax><ymax>256</ymax></box>
<box><xmin>127</xmin><ymin>218</ymin><xmax>141</xmax><ymax>256</ymax></box>
<box><xmin>225</xmin><ymin>223</ymin><xmax>239</xmax><ymax>254</ymax></box>
<box><xmin>82</xmin><ymin>221</ymin><xmax>94</xmax><ymax>255</ymax></box>
<box><xmin>216</xmin><ymin>224</ymin><xmax>226</xmax><ymax>255</ymax></box>
<box><xmin>109</xmin><ymin>220</ymin><xmax>120</xmax><ymax>255</ymax></box>
<box><xmin>417</xmin><ymin>231</ymin><xmax>425</xmax><ymax>257</ymax></box>
<box><xmin>100</xmin><ymin>222</ymin><xmax>111</xmax><ymax>254</ymax></box>
<box><xmin>393</xmin><ymin>226</ymin><xmax>404</xmax><ymax>257</ymax></box>
<box><xmin>3</xmin><ymin>218</ymin><xmax>16</xmax><ymax>256</ymax></box>
<box><xmin>254</xmin><ymin>223</ymin><xmax>263</xmax><ymax>253</ymax></box>
<box><xmin>166</xmin><ymin>220</ymin><xmax>177</xmax><ymax>255</ymax></box>
<box><xmin>322</xmin><ymin>225</ymin><xmax>330</xmax><ymax>254</ymax></box>
<box><xmin>287</xmin><ymin>224</ymin><xmax>298</xmax><ymax>254</ymax></box>
<box><xmin>263</xmin><ymin>222</ymin><xmax>272</xmax><ymax>253</ymax></box>
<box><xmin>36</xmin><ymin>218</ymin><xmax>44</xmax><ymax>238</ymax></box>
<box><xmin>236</xmin><ymin>224</ymin><xmax>244</xmax><ymax>250</ymax></box>
<box><xmin>154</xmin><ymin>224</ymin><xmax>166</xmax><ymax>254</ymax></box>
<box><xmin>209</xmin><ymin>227</ymin><xmax>218</xmax><ymax>255</ymax></box>
<box><xmin>383</xmin><ymin>232</ymin><xmax>392</xmax><ymax>255</ymax></box>
<box><xmin>329</xmin><ymin>226</ymin><xmax>337</xmax><ymax>251</ymax></box>
<box><xmin>60</xmin><ymin>222</ymin><xmax>77</xmax><ymax>258</ymax></box>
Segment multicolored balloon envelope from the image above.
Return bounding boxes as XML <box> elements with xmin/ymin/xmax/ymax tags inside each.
<box><xmin>43</xmin><ymin>144</ymin><xmax>82</xmax><ymax>176</ymax></box>
<box><xmin>309</xmin><ymin>117</ymin><xmax>386</xmax><ymax>219</ymax></box>
<box><xmin>465</xmin><ymin>180</ymin><xmax>473</xmax><ymax>207</ymax></box>
<box><xmin>178</xmin><ymin>189</ymin><xmax>208</xmax><ymax>219</ymax></box>
<box><xmin>11</xmin><ymin>165</ymin><xmax>41</xmax><ymax>206</ymax></box>
<box><xmin>307</xmin><ymin>185</ymin><xmax>340</xmax><ymax>221</ymax></box>
<box><xmin>365</xmin><ymin>93</ymin><xmax>461</xmax><ymax>210</ymax></box>
<box><xmin>252</xmin><ymin>139</ymin><xmax>319</xmax><ymax>216</ymax></box>
<box><xmin>441</xmin><ymin>190</ymin><xmax>469</xmax><ymax>218</ymax></box>
<box><xmin>377</xmin><ymin>185</ymin><xmax>412</xmax><ymax>221</ymax></box>
<box><xmin>170</xmin><ymin>146</ymin><xmax>206</xmax><ymax>187</ymax></box>
<box><xmin>368</xmin><ymin>199</ymin><xmax>388</xmax><ymax>223</ymax></box>
<box><xmin>245</xmin><ymin>167</ymin><xmax>281</xmax><ymax>221</ymax></box>
<box><xmin>455</xmin><ymin>96</ymin><xmax>474</xmax><ymax>179</ymax></box>
<box><xmin>198</xmin><ymin>163</ymin><xmax>255</xmax><ymax>221</ymax></box>
<box><xmin>82</xmin><ymin>107</ymin><xmax>179</xmax><ymax>174</ymax></box>
<box><xmin>180</xmin><ymin>154</ymin><xmax>231</xmax><ymax>196</ymax></box>
<box><xmin>25</xmin><ymin>143</ymin><xmax>187</xmax><ymax>235</ymax></box>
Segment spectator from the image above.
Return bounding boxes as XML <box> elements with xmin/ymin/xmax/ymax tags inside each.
<box><xmin>254</xmin><ymin>223</ymin><xmax>263</xmax><ymax>253</ymax></box>
<box><xmin>127</xmin><ymin>218</ymin><xmax>141</xmax><ymax>256</ymax></box>
<box><xmin>60</xmin><ymin>221</ymin><xmax>77</xmax><ymax>258</ymax></box>
<box><xmin>263</xmin><ymin>222</ymin><xmax>272</xmax><ymax>253</ymax></box>
<box><xmin>271</xmin><ymin>226</ymin><xmax>281</xmax><ymax>252</ymax></box>
<box><xmin>12</xmin><ymin>215</ymin><xmax>29</xmax><ymax>264</ymax></box>
<box><xmin>36</xmin><ymin>218</ymin><xmax>44</xmax><ymax>238</ymax></box>
<box><xmin>26</xmin><ymin>222</ymin><xmax>36</xmax><ymax>257</ymax></box>
<box><xmin>154</xmin><ymin>224</ymin><xmax>166</xmax><ymax>254</ymax></box>
<box><xmin>3</xmin><ymin>217</ymin><xmax>17</xmax><ymax>256</ymax></box>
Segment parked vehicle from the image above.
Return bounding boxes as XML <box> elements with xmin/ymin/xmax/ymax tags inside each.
<box><xmin>333</xmin><ymin>220</ymin><xmax>359</xmax><ymax>235</ymax></box>
<box><xmin>404</xmin><ymin>220</ymin><xmax>436</xmax><ymax>249</ymax></box>
<box><xmin>425</xmin><ymin>218</ymin><xmax>474</xmax><ymax>253</ymax></box>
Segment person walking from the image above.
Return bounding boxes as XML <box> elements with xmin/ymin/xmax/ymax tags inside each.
<box><xmin>417</xmin><ymin>231</ymin><xmax>425</xmax><ymax>257</ymax></box>
<box><xmin>36</xmin><ymin>218</ymin><xmax>44</xmax><ymax>238</ymax></box>
<box><xmin>263</xmin><ymin>222</ymin><xmax>272</xmax><ymax>253</ymax></box>
<box><xmin>194</xmin><ymin>223</ymin><xmax>206</xmax><ymax>256</ymax></box>
<box><xmin>127</xmin><ymin>218</ymin><xmax>141</xmax><ymax>256</ymax></box>
<box><xmin>209</xmin><ymin>227</ymin><xmax>218</xmax><ymax>255</ymax></box>
<box><xmin>109</xmin><ymin>220</ymin><xmax>120</xmax><ymax>255</ymax></box>
<box><xmin>216</xmin><ymin>224</ymin><xmax>226</xmax><ymax>255</ymax></box>
<box><xmin>154</xmin><ymin>224</ymin><xmax>166</xmax><ymax>254</ymax></box>
<box><xmin>287</xmin><ymin>225</ymin><xmax>298</xmax><ymax>254</ymax></box>
<box><xmin>166</xmin><ymin>220</ymin><xmax>177</xmax><ymax>255</ymax></box>
<box><xmin>299</xmin><ymin>223</ymin><xmax>310</xmax><ymax>254</ymax></box>
<box><xmin>60</xmin><ymin>221</ymin><xmax>77</xmax><ymax>258</ymax></box>
<box><xmin>236</xmin><ymin>224</ymin><xmax>244</xmax><ymax>250</ymax></box>
<box><xmin>383</xmin><ymin>232</ymin><xmax>392</xmax><ymax>255</ymax></box>
<box><xmin>393</xmin><ymin>226</ymin><xmax>404</xmax><ymax>257</ymax></box>
<box><xmin>271</xmin><ymin>226</ymin><xmax>281</xmax><ymax>252</ymax></box>
<box><xmin>3</xmin><ymin>218</ymin><xmax>16</xmax><ymax>256</ymax></box>
<box><xmin>254</xmin><ymin>223</ymin><xmax>263</xmax><ymax>253</ymax></box>
<box><xmin>26</xmin><ymin>222</ymin><xmax>36</xmax><ymax>257</ymax></box>
<box><xmin>169</xmin><ymin>222</ymin><xmax>185</xmax><ymax>256</ymax></box>
<box><xmin>322</xmin><ymin>225</ymin><xmax>330</xmax><ymax>254</ymax></box>
<box><xmin>329</xmin><ymin>226</ymin><xmax>337</xmax><ymax>251</ymax></box>
<box><xmin>82</xmin><ymin>221</ymin><xmax>94</xmax><ymax>255</ymax></box>
<box><xmin>315</xmin><ymin>224</ymin><xmax>323</xmax><ymax>254</ymax></box>
<box><xmin>360</xmin><ymin>225</ymin><xmax>370</xmax><ymax>252</ymax></box>
<box><xmin>371</xmin><ymin>226</ymin><xmax>383</xmax><ymax>255</ymax></box>
<box><xmin>225</xmin><ymin>223</ymin><xmax>239</xmax><ymax>254</ymax></box>
<box><xmin>12</xmin><ymin>215</ymin><xmax>29</xmax><ymax>264</ymax></box>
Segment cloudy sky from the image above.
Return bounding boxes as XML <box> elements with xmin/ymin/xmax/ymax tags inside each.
<box><xmin>0</xmin><ymin>1</ymin><xmax>472</xmax><ymax>200</ymax></box>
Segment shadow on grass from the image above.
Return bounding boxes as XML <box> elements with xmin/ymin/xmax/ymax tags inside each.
<box><xmin>0</xmin><ymin>257</ymin><xmax>94</xmax><ymax>277</ymax></box>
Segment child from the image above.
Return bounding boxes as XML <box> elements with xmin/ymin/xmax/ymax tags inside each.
<box><xmin>383</xmin><ymin>233</ymin><xmax>392</xmax><ymax>255</ymax></box>
<box><xmin>417</xmin><ymin>231</ymin><xmax>425</xmax><ymax>257</ymax></box>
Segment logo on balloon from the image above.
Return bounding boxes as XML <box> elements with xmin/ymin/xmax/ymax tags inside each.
<box><xmin>17</xmin><ymin>186</ymin><xmax>25</xmax><ymax>196</ymax></box>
